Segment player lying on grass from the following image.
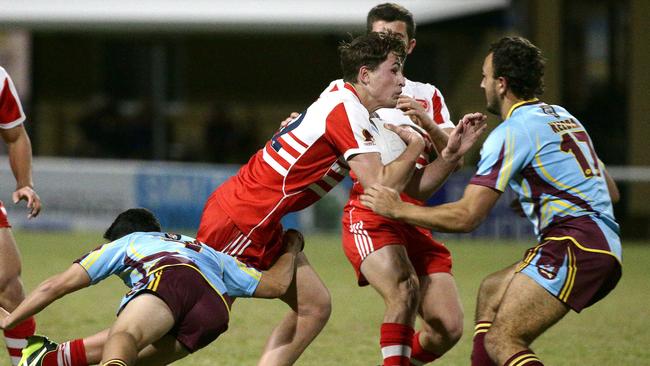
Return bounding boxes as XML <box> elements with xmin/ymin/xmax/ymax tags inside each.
<box><xmin>0</xmin><ymin>208</ymin><xmax>304</xmax><ymax>366</ymax></box>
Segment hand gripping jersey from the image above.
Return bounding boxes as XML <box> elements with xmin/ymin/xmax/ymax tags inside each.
<box><xmin>211</xmin><ymin>83</ymin><xmax>381</xmax><ymax>243</ymax></box>
<box><xmin>0</xmin><ymin>67</ymin><xmax>26</xmax><ymax>129</ymax></box>
<box><xmin>469</xmin><ymin>100</ymin><xmax>621</xmax><ymax>261</ymax></box>
<box><xmin>75</xmin><ymin>232</ymin><xmax>262</xmax><ymax>311</ymax></box>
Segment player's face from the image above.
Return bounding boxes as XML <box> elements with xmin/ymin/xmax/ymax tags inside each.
<box><xmin>371</xmin><ymin>20</ymin><xmax>416</xmax><ymax>54</ymax></box>
<box><xmin>367</xmin><ymin>52</ymin><xmax>405</xmax><ymax>108</ymax></box>
<box><xmin>481</xmin><ymin>53</ymin><xmax>501</xmax><ymax>116</ymax></box>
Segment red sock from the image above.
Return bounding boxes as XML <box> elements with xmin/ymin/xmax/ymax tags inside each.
<box><xmin>3</xmin><ymin>316</ymin><xmax>36</xmax><ymax>366</ymax></box>
<box><xmin>471</xmin><ymin>321</ymin><xmax>495</xmax><ymax>366</ymax></box>
<box><xmin>43</xmin><ymin>339</ymin><xmax>88</xmax><ymax>366</ymax></box>
<box><xmin>409</xmin><ymin>331</ymin><xmax>439</xmax><ymax>365</ymax></box>
<box><xmin>380</xmin><ymin>323</ymin><xmax>414</xmax><ymax>366</ymax></box>
<box><xmin>504</xmin><ymin>350</ymin><xmax>543</xmax><ymax>366</ymax></box>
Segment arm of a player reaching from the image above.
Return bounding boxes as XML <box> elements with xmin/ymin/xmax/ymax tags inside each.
<box><xmin>404</xmin><ymin>113</ymin><xmax>487</xmax><ymax>200</ymax></box>
<box><xmin>254</xmin><ymin>230</ymin><xmax>304</xmax><ymax>298</ymax></box>
<box><xmin>347</xmin><ymin>124</ymin><xmax>425</xmax><ymax>193</ymax></box>
<box><xmin>0</xmin><ymin>264</ymin><xmax>91</xmax><ymax>330</ymax></box>
<box><xmin>361</xmin><ymin>183</ymin><xmax>501</xmax><ymax>233</ymax></box>
<box><xmin>603</xmin><ymin>168</ymin><xmax>620</xmax><ymax>204</ymax></box>
<box><xmin>0</xmin><ymin>124</ymin><xmax>41</xmax><ymax>218</ymax></box>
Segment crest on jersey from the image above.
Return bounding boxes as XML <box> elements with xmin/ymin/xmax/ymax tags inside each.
<box><xmin>537</xmin><ymin>264</ymin><xmax>558</xmax><ymax>280</ymax></box>
<box><xmin>416</xmin><ymin>99</ymin><xmax>429</xmax><ymax>110</ymax></box>
<box><xmin>362</xmin><ymin>129</ymin><xmax>375</xmax><ymax>145</ymax></box>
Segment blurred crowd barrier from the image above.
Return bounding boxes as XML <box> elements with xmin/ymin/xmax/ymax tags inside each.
<box><xmin>0</xmin><ymin>157</ymin><xmax>534</xmax><ymax>240</ymax></box>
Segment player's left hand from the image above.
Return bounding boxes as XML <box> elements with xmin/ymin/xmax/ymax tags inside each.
<box><xmin>13</xmin><ymin>186</ymin><xmax>41</xmax><ymax>219</ymax></box>
<box><xmin>383</xmin><ymin>123</ymin><xmax>425</xmax><ymax>148</ymax></box>
<box><xmin>360</xmin><ymin>184</ymin><xmax>403</xmax><ymax>219</ymax></box>
<box><xmin>397</xmin><ymin>96</ymin><xmax>436</xmax><ymax>131</ymax></box>
<box><xmin>441</xmin><ymin>112</ymin><xmax>487</xmax><ymax>163</ymax></box>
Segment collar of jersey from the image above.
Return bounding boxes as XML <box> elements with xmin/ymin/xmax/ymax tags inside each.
<box><xmin>506</xmin><ymin>98</ymin><xmax>540</xmax><ymax>119</ymax></box>
<box><xmin>344</xmin><ymin>82</ymin><xmax>360</xmax><ymax>99</ymax></box>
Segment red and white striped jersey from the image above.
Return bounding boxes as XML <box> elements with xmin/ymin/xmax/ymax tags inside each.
<box><xmin>0</xmin><ymin>67</ymin><xmax>26</xmax><ymax>129</ymax></box>
<box><xmin>212</xmin><ymin>82</ymin><xmax>381</xmax><ymax>243</ymax></box>
<box><xmin>322</xmin><ymin>78</ymin><xmax>454</xmax><ymax>130</ymax></box>
<box><xmin>323</xmin><ymin>79</ymin><xmax>455</xmax><ymax>208</ymax></box>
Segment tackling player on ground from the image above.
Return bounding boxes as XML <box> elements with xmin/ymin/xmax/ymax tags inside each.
<box><xmin>361</xmin><ymin>36</ymin><xmax>622</xmax><ymax>366</ymax></box>
<box><xmin>1</xmin><ymin>208</ymin><xmax>304</xmax><ymax>366</ymax></box>
<box><xmin>0</xmin><ymin>66</ymin><xmax>42</xmax><ymax>366</ymax></box>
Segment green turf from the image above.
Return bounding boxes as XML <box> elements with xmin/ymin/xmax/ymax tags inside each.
<box><xmin>13</xmin><ymin>231</ymin><xmax>650</xmax><ymax>365</ymax></box>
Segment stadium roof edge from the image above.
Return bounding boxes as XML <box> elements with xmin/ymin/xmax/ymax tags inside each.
<box><xmin>0</xmin><ymin>0</ymin><xmax>510</xmax><ymax>33</ymax></box>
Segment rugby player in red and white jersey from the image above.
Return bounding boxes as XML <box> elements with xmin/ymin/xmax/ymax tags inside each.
<box><xmin>313</xmin><ymin>4</ymin><xmax>470</xmax><ymax>366</ymax></box>
<box><xmin>195</xmin><ymin>31</ymin><xmax>485</xmax><ymax>366</ymax></box>
<box><xmin>0</xmin><ymin>66</ymin><xmax>42</xmax><ymax>366</ymax></box>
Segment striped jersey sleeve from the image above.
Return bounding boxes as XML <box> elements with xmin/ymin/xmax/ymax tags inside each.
<box><xmin>74</xmin><ymin>236</ymin><xmax>130</xmax><ymax>285</ymax></box>
<box><xmin>470</xmin><ymin>122</ymin><xmax>533</xmax><ymax>192</ymax></box>
<box><xmin>0</xmin><ymin>67</ymin><xmax>26</xmax><ymax>129</ymax></box>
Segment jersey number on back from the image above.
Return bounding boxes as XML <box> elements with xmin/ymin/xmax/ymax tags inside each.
<box><xmin>560</xmin><ymin>131</ymin><xmax>601</xmax><ymax>177</ymax></box>
<box><xmin>271</xmin><ymin>111</ymin><xmax>306</xmax><ymax>152</ymax></box>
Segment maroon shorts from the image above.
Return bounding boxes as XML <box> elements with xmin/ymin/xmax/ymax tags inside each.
<box><xmin>197</xmin><ymin>200</ymin><xmax>284</xmax><ymax>270</ymax></box>
<box><xmin>134</xmin><ymin>266</ymin><xmax>233</xmax><ymax>353</ymax></box>
<box><xmin>517</xmin><ymin>216</ymin><xmax>622</xmax><ymax>312</ymax></box>
<box><xmin>342</xmin><ymin>207</ymin><xmax>452</xmax><ymax>286</ymax></box>
<box><xmin>0</xmin><ymin>201</ymin><xmax>10</xmax><ymax>228</ymax></box>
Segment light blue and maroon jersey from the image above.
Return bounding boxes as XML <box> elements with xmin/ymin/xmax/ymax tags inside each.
<box><xmin>470</xmin><ymin>100</ymin><xmax>620</xmax><ymax>259</ymax></box>
<box><xmin>75</xmin><ymin>232</ymin><xmax>262</xmax><ymax>310</ymax></box>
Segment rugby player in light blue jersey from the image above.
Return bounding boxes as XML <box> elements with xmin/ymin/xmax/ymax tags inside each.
<box><xmin>0</xmin><ymin>208</ymin><xmax>303</xmax><ymax>366</ymax></box>
<box><xmin>360</xmin><ymin>36</ymin><xmax>621</xmax><ymax>366</ymax></box>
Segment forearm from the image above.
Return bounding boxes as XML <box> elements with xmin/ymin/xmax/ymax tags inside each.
<box><xmin>7</xmin><ymin>130</ymin><xmax>34</xmax><ymax>189</ymax></box>
<box><xmin>425</xmin><ymin>125</ymin><xmax>449</xmax><ymax>156</ymax></box>
<box><xmin>404</xmin><ymin>156</ymin><xmax>459</xmax><ymax>200</ymax></box>
<box><xmin>4</xmin><ymin>279</ymin><xmax>66</xmax><ymax>329</ymax></box>
<box><xmin>376</xmin><ymin>140</ymin><xmax>424</xmax><ymax>192</ymax></box>
<box><xmin>390</xmin><ymin>200</ymin><xmax>478</xmax><ymax>232</ymax></box>
<box><xmin>255</xmin><ymin>252</ymin><xmax>297</xmax><ymax>298</ymax></box>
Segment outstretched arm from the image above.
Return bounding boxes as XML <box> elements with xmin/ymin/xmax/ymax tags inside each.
<box><xmin>361</xmin><ymin>183</ymin><xmax>501</xmax><ymax>232</ymax></box>
<box><xmin>254</xmin><ymin>229</ymin><xmax>304</xmax><ymax>298</ymax></box>
<box><xmin>0</xmin><ymin>124</ymin><xmax>41</xmax><ymax>218</ymax></box>
<box><xmin>0</xmin><ymin>264</ymin><xmax>91</xmax><ymax>330</ymax></box>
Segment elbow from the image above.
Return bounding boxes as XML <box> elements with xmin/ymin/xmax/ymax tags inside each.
<box><xmin>456</xmin><ymin>214</ymin><xmax>482</xmax><ymax>233</ymax></box>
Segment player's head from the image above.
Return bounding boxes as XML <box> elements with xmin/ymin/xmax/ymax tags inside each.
<box><xmin>367</xmin><ymin>3</ymin><xmax>416</xmax><ymax>54</ymax></box>
<box><xmin>339</xmin><ymin>31</ymin><xmax>406</xmax><ymax>108</ymax></box>
<box><xmin>481</xmin><ymin>36</ymin><xmax>545</xmax><ymax>116</ymax></box>
<box><xmin>104</xmin><ymin>208</ymin><xmax>162</xmax><ymax>241</ymax></box>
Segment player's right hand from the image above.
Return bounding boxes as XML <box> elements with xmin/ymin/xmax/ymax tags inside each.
<box><xmin>283</xmin><ymin>229</ymin><xmax>305</xmax><ymax>253</ymax></box>
<box><xmin>12</xmin><ymin>186</ymin><xmax>42</xmax><ymax>219</ymax></box>
<box><xmin>280</xmin><ymin>112</ymin><xmax>300</xmax><ymax>129</ymax></box>
<box><xmin>383</xmin><ymin>123</ymin><xmax>425</xmax><ymax>148</ymax></box>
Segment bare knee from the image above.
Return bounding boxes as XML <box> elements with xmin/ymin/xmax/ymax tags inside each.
<box><xmin>386</xmin><ymin>273</ymin><xmax>420</xmax><ymax>316</ymax></box>
<box><xmin>297</xmin><ymin>285</ymin><xmax>332</xmax><ymax>324</ymax></box>
<box><xmin>420</xmin><ymin>309</ymin><xmax>464</xmax><ymax>351</ymax></box>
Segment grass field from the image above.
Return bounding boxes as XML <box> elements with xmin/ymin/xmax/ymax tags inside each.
<box><xmin>14</xmin><ymin>231</ymin><xmax>650</xmax><ymax>366</ymax></box>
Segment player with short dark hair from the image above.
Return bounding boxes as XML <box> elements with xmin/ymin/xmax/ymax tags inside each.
<box><xmin>361</xmin><ymin>36</ymin><xmax>622</xmax><ymax>366</ymax></box>
<box><xmin>0</xmin><ymin>208</ymin><xmax>304</xmax><ymax>366</ymax></box>
<box><xmin>318</xmin><ymin>4</ymin><xmax>469</xmax><ymax>365</ymax></box>
<box><xmin>0</xmin><ymin>66</ymin><xmax>42</xmax><ymax>366</ymax></box>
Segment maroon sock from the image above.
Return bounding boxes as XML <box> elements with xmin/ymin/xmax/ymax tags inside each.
<box><xmin>471</xmin><ymin>321</ymin><xmax>496</xmax><ymax>366</ymax></box>
<box><xmin>503</xmin><ymin>350</ymin><xmax>544</xmax><ymax>366</ymax></box>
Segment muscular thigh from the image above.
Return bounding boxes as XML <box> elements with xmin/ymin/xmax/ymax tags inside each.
<box><xmin>0</xmin><ymin>228</ymin><xmax>21</xmax><ymax>277</ymax></box>
<box><xmin>280</xmin><ymin>252</ymin><xmax>331</xmax><ymax>311</ymax></box>
<box><xmin>360</xmin><ymin>245</ymin><xmax>417</xmax><ymax>298</ymax></box>
<box><xmin>418</xmin><ymin>273</ymin><xmax>463</xmax><ymax>327</ymax></box>
<box><xmin>491</xmin><ymin>273</ymin><xmax>569</xmax><ymax>343</ymax></box>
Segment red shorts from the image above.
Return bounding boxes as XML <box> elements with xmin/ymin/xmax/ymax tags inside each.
<box><xmin>342</xmin><ymin>207</ymin><xmax>452</xmax><ymax>286</ymax></box>
<box><xmin>197</xmin><ymin>199</ymin><xmax>284</xmax><ymax>270</ymax></box>
<box><xmin>0</xmin><ymin>201</ymin><xmax>10</xmax><ymax>228</ymax></box>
